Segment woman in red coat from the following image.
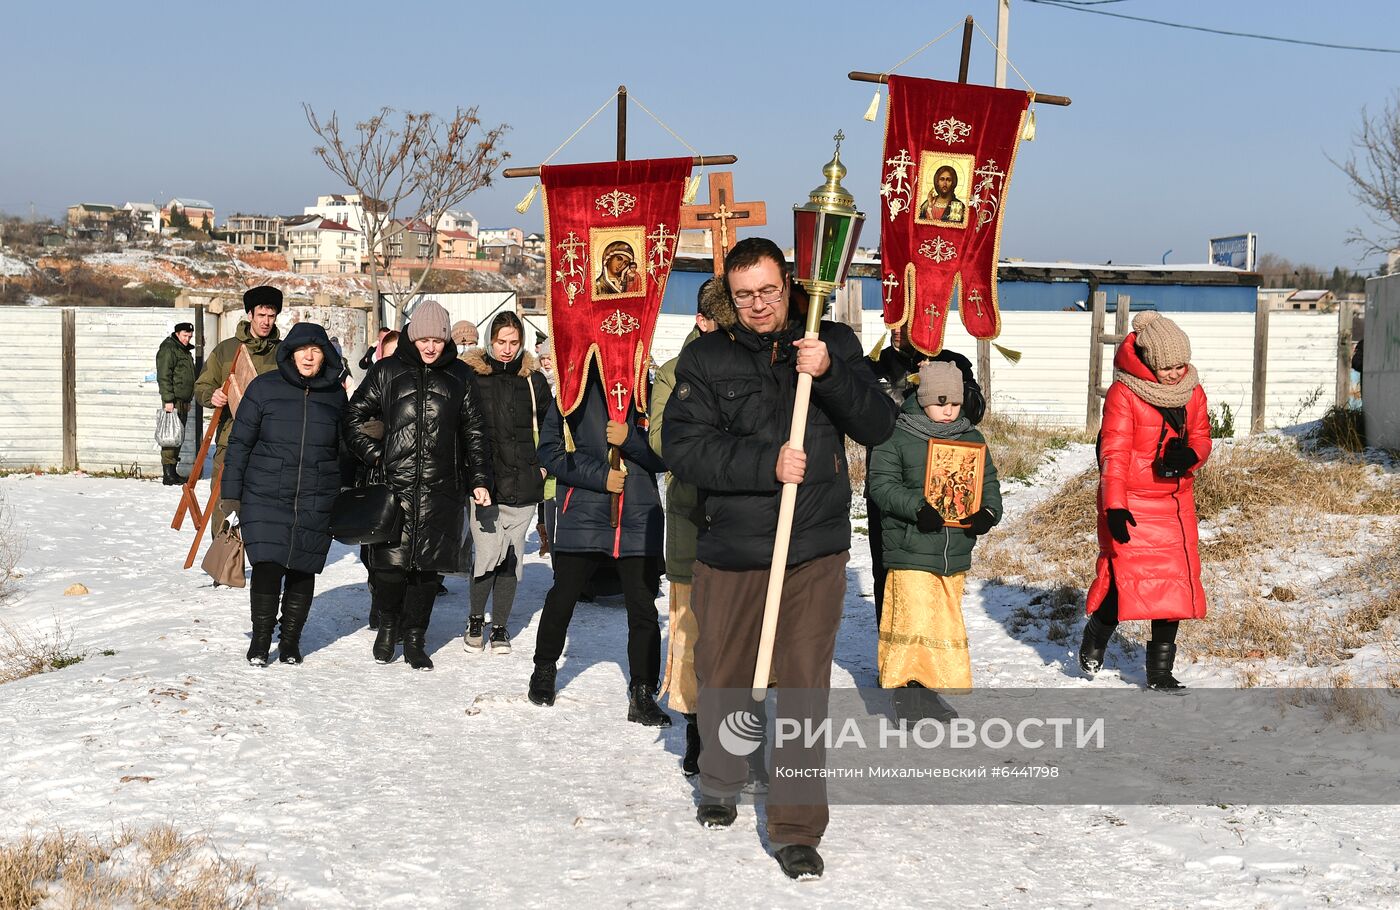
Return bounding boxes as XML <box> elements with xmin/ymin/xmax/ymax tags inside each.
<box><xmin>1079</xmin><ymin>311</ymin><xmax>1212</xmax><ymax>689</ymax></box>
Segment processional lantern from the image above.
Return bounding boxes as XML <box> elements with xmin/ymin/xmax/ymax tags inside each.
<box><xmin>791</xmin><ymin>130</ymin><xmax>865</xmax><ymax>323</ymax></box>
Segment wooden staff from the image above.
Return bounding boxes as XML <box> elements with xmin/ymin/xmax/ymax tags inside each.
<box><xmin>751</xmin><ymin>289</ymin><xmax>826</xmax><ymax>701</ymax></box>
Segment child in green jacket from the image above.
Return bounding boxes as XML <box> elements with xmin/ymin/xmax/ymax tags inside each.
<box><xmin>868</xmin><ymin>361</ymin><xmax>1001</xmax><ymax>708</ymax></box>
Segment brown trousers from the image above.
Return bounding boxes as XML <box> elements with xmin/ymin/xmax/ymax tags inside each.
<box><xmin>692</xmin><ymin>551</ymin><xmax>848</xmax><ymax>847</ymax></box>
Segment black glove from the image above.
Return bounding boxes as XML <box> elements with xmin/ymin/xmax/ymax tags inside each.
<box><xmin>1106</xmin><ymin>508</ymin><xmax>1135</xmax><ymax>545</ymax></box>
<box><xmin>916</xmin><ymin>503</ymin><xmax>945</xmax><ymax>533</ymax></box>
<box><xmin>1160</xmin><ymin>440</ymin><xmax>1199</xmax><ymax>473</ymax></box>
<box><xmin>964</xmin><ymin>507</ymin><xmax>996</xmax><ymax>536</ymax></box>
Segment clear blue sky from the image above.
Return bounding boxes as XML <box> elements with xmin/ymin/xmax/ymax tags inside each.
<box><xmin>2</xmin><ymin>0</ymin><xmax>1397</xmax><ymax>270</ymax></box>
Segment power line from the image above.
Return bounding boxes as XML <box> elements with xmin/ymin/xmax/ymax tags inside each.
<box><xmin>1025</xmin><ymin>0</ymin><xmax>1400</xmax><ymax>54</ymax></box>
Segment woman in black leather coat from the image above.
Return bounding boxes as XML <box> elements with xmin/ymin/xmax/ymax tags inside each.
<box><xmin>344</xmin><ymin>300</ymin><xmax>493</xmax><ymax>670</ymax></box>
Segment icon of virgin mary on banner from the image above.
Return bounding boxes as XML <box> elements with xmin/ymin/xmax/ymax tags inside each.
<box><xmin>878</xmin><ymin>75</ymin><xmax>1031</xmax><ymax>355</ymax></box>
<box><xmin>540</xmin><ymin>157</ymin><xmax>692</xmax><ymax>421</ymax></box>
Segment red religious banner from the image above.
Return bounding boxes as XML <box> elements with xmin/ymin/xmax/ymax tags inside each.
<box><xmin>540</xmin><ymin>157</ymin><xmax>692</xmax><ymax>420</ymax></box>
<box><xmin>878</xmin><ymin>75</ymin><xmax>1031</xmax><ymax>354</ymax></box>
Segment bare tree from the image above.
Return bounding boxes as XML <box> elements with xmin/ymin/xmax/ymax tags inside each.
<box><xmin>1331</xmin><ymin>90</ymin><xmax>1400</xmax><ymax>258</ymax></box>
<box><xmin>304</xmin><ymin>105</ymin><xmax>508</xmax><ymax>325</ymax></box>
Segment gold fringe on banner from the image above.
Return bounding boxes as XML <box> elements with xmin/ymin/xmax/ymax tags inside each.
<box><xmin>863</xmin><ymin>89</ymin><xmax>882</xmax><ymax>122</ymax></box>
<box><xmin>682</xmin><ymin>173</ymin><xmax>702</xmax><ymax>205</ymax></box>
<box><xmin>515</xmin><ymin>183</ymin><xmax>540</xmax><ymax>214</ymax></box>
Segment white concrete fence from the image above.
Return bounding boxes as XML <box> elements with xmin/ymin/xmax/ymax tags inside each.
<box><xmin>0</xmin><ymin>301</ymin><xmax>1349</xmax><ymax>473</ymax></box>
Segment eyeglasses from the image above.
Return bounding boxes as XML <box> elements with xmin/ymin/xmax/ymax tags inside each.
<box><xmin>732</xmin><ymin>283</ymin><xmax>786</xmax><ymax>308</ymax></box>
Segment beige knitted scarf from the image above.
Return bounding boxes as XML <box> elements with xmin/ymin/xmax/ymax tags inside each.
<box><xmin>1114</xmin><ymin>364</ymin><xmax>1199</xmax><ymax>408</ymax></box>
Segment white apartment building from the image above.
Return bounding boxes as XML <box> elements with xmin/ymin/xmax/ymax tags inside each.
<box><xmin>303</xmin><ymin>194</ymin><xmax>387</xmax><ymax>256</ymax></box>
<box><xmin>285</xmin><ymin>218</ymin><xmax>362</xmax><ymax>275</ymax></box>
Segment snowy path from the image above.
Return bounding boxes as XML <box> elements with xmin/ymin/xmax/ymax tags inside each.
<box><xmin>2</xmin><ymin>473</ymin><xmax>1398</xmax><ymax>907</ymax></box>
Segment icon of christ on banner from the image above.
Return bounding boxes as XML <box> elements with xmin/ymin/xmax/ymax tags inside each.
<box><xmin>878</xmin><ymin>75</ymin><xmax>1030</xmax><ymax>354</ymax></box>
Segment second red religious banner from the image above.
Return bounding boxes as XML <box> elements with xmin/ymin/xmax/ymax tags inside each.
<box><xmin>540</xmin><ymin>157</ymin><xmax>692</xmax><ymax>420</ymax></box>
<box><xmin>878</xmin><ymin>75</ymin><xmax>1031</xmax><ymax>355</ymax></box>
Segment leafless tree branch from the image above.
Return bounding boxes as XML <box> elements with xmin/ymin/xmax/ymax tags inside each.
<box><xmin>1329</xmin><ymin>90</ymin><xmax>1400</xmax><ymax>258</ymax></box>
<box><xmin>303</xmin><ymin>104</ymin><xmax>509</xmax><ymax>322</ymax></box>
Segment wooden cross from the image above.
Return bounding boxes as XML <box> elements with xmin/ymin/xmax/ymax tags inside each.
<box><xmin>680</xmin><ymin>172</ymin><xmax>767</xmax><ymax>276</ymax></box>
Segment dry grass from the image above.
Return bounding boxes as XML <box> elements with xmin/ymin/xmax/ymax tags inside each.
<box><xmin>0</xmin><ymin>490</ymin><xmax>19</xmax><ymax>605</ymax></box>
<box><xmin>979</xmin><ymin>412</ymin><xmax>1093</xmax><ymax>482</ymax></box>
<box><xmin>0</xmin><ymin>824</ymin><xmax>276</xmax><ymax>909</ymax></box>
<box><xmin>0</xmin><ymin>619</ymin><xmax>85</xmax><ymax>685</ymax></box>
<box><xmin>979</xmin><ymin>435</ymin><xmax>1400</xmax><ymax>681</ymax></box>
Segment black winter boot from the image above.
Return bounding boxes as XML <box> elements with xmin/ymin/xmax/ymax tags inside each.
<box><xmin>774</xmin><ymin>844</ymin><xmax>825</xmax><ymax>880</ymax></box>
<box><xmin>1078</xmin><ymin>613</ymin><xmax>1115</xmax><ymax>676</ymax></box>
<box><xmin>696</xmin><ymin>796</ymin><xmax>737</xmax><ymax>829</ymax></box>
<box><xmin>368</xmin><ymin>605</ymin><xmax>380</xmax><ymax>631</ymax></box>
<box><xmin>162</xmin><ymin>464</ymin><xmax>187</xmax><ymax>486</ymax></box>
<box><xmin>627</xmin><ymin>682</ymin><xmax>672</xmax><ymax>727</ymax></box>
<box><xmin>528</xmin><ymin>662</ymin><xmax>557</xmax><ymax>706</ymax></box>
<box><xmin>373</xmin><ymin>611</ymin><xmax>401</xmax><ymax>663</ymax></box>
<box><xmin>246</xmin><ymin>593</ymin><xmax>279</xmax><ymax>666</ymax></box>
<box><xmin>401</xmin><ymin>586</ymin><xmax>436</xmax><ymax>671</ymax></box>
<box><xmin>1146</xmin><ymin>641</ymin><xmax>1185</xmax><ymax>690</ymax></box>
<box><xmin>682</xmin><ymin>714</ymin><xmax>702</xmax><ymax>777</ymax></box>
<box><xmin>277</xmin><ymin>591</ymin><xmax>313</xmax><ymax>664</ymax></box>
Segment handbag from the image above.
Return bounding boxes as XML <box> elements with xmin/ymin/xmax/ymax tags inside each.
<box><xmin>329</xmin><ymin>467</ymin><xmax>402</xmax><ymax>545</ymax></box>
<box><xmin>202</xmin><ymin>521</ymin><xmax>246</xmax><ymax>588</ymax></box>
<box><xmin>154</xmin><ymin>407</ymin><xmax>185</xmax><ymax>449</ymax></box>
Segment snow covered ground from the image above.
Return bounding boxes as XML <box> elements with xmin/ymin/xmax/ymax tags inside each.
<box><xmin>2</xmin><ymin>468</ymin><xmax>1399</xmax><ymax>907</ymax></box>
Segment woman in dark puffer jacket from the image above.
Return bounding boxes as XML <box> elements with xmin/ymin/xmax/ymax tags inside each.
<box><xmin>344</xmin><ymin>300</ymin><xmax>494</xmax><ymax>671</ymax></box>
<box><xmin>459</xmin><ymin>312</ymin><xmax>552</xmax><ymax>654</ymax></box>
<box><xmin>221</xmin><ymin>321</ymin><xmax>349</xmax><ymax>666</ymax></box>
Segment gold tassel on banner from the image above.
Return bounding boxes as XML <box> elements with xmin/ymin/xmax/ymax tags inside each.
<box><xmin>515</xmin><ymin>183</ymin><xmax>540</xmax><ymax>214</ymax></box>
<box><xmin>993</xmin><ymin>344</ymin><xmax>1022</xmax><ymax>365</ymax></box>
<box><xmin>682</xmin><ymin>173</ymin><xmax>702</xmax><ymax>205</ymax></box>
<box><xmin>868</xmin><ymin>331</ymin><xmax>888</xmax><ymax>362</ymax></box>
<box><xmin>1022</xmin><ymin>104</ymin><xmax>1037</xmax><ymax>142</ymax></box>
<box><xmin>863</xmin><ymin>89</ymin><xmax>882</xmax><ymax>122</ymax></box>
<box><xmin>562</xmin><ymin>417</ymin><xmax>576</xmax><ymax>453</ymax></box>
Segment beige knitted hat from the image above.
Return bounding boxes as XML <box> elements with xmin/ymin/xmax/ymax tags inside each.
<box><xmin>917</xmin><ymin>361</ymin><xmax>964</xmax><ymax>407</ymax></box>
<box><xmin>1132</xmin><ymin>311</ymin><xmax>1191</xmax><ymax>370</ymax></box>
<box><xmin>451</xmin><ymin>319</ymin><xmax>478</xmax><ymax>347</ymax></box>
<box><xmin>407</xmin><ymin>300</ymin><xmax>452</xmax><ymax>342</ymax></box>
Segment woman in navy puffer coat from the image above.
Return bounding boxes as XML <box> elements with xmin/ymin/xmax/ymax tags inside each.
<box><xmin>222</xmin><ymin>321</ymin><xmax>348</xmax><ymax>666</ymax></box>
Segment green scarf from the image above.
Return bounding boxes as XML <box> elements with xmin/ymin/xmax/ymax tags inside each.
<box><xmin>896</xmin><ymin>410</ymin><xmax>972</xmax><ymax>441</ymax></box>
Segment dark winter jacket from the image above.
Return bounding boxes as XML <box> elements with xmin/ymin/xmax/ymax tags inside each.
<box><xmin>462</xmin><ymin>348</ymin><xmax>551</xmax><ymax>506</ymax></box>
<box><xmin>650</xmin><ymin>328</ymin><xmax>704</xmax><ymax>583</ymax></box>
<box><xmin>662</xmin><ymin>316</ymin><xmax>897</xmax><ymax>570</ymax></box>
<box><xmin>1085</xmin><ymin>336</ymin><xmax>1212</xmax><ymax>621</ymax></box>
<box><xmin>538</xmin><ymin>373</ymin><xmax>664</xmax><ymax>558</ymax></box>
<box><xmin>869</xmin><ymin>344</ymin><xmax>985</xmax><ymax>423</ymax></box>
<box><xmin>156</xmin><ymin>333</ymin><xmax>195</xmax><ymax>404</ymax></box>
<box><xmin>194</xmin><ymin>321</ymin><xmax>282</xmax><ymax>448</ymax></box>
<box><xmin>869</xmin><ymin>394</ymin><xmax>1003</xmax><ymax>577</ymax></box>
<box><xmin>221</xmin><ymin>322</ymin><xmax>349</xmax><ymax>574</ymax></box>
<box><xmin>344</xmin><ymin>338</ymin><xmax>493</xmax><ymax>573</ymax></box>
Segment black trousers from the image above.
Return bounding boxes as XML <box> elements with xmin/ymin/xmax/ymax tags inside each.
<box><xmin>866</xmin><ymin>497</ymin><xmax>888</xmax><ymax>623</ymax></box>
<box><xmin>250</xmin><ymin>562</ymin><xmax>315</xmax><ymax>599</ymax></box>
<box><xmin>533</xmin><ymin>552</ymin><xmax>661</xmax><ymax>688</ymax></box>
<box><xmin>370</xmin><ymin>567</ymin><xmax>441</xmax><ymax>619</ymax></box>
<box><xmin>1094</xmin><ymin>580</ymin><xmax>1179</xmax><ymax>645</ymax></box>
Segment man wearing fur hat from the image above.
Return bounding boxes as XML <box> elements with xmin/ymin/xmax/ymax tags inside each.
<box><xmin>195</xmin><ymin>285</ymin><xmax>284</xmax><ymax>527</ymax></box>
<box><xmin>661</xmin><ymin>238</ymin><xmax>897</xmax><ymax>880</ymax></box>
<box><xmin>155</xmin><ymin>321</ymin><xmax>196</xmax><ymax>485</ymax></box>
